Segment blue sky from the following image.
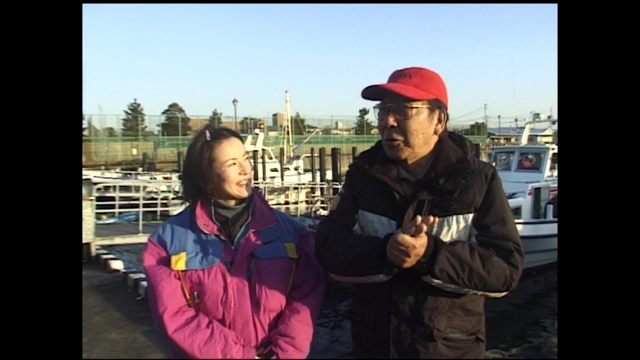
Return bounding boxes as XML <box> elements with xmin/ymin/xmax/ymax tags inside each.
<box><xmin>82</xmin><ymin>4</ymin><xmax>557</xmax><ymax>129</ymax></box>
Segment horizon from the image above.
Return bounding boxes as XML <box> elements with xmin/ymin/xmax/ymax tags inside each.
<box><xmin>83</xmin><ymin>4</ymin><xmax>557</xmax><ymax>131</ymax></box>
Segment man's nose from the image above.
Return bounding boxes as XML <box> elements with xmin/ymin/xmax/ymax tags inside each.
<box><xmin>378</xmin><ymin>113</ymin><xmax>398</xmax><ymax>128</ymax></box>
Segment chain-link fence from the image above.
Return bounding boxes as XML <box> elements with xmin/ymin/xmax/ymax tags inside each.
<box><xmin>82</xmin><ymin>114</ymin><xmax>492</xmax><ymax>169</ymax></box>
<box><xmin>83</xmin><ymin>114</ymin><xmax>369</xmax><ymax>136</ymax></box>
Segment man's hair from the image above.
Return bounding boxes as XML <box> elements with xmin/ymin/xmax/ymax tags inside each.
<box><xmin>427</xmin><ymin>99</ymin><xmax>450</xmax><ymax>125</ymax></box>
<box><xmin>181</xmin><ymin>125</ymin><xmax>243</xmax><ymax>205</ymax></box>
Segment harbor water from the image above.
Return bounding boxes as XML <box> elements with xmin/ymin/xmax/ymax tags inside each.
<box><xmin>100</xmin><ymin>243</ymin><xmax>557</xmax><ymax>359</ymax></box>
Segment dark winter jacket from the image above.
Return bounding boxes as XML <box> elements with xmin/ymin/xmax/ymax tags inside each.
<box><xmin>315</xmin><ymin>132</ymin><xmax>524</xmax><ymax>359</ymax></box>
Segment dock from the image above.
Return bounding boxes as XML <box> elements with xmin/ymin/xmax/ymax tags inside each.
<box><xmin>82</xmin><ymin>261</ymin><xmax>171</xmax><ymax>359</ymax></box>
<box><xmin>83</xmin><ymin>254</ymin><xmax>556</xmax><ymax>359</ymax></box>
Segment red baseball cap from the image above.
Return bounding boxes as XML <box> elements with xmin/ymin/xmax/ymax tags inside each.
<box><xmin>361</xmin><ymin>66</ymin><xmax>448</xmax><ymax>108</ymax></box>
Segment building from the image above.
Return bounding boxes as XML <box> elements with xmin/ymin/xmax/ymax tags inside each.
<box><xmin>487</xmin><ymin>126</ymin><xmax>557</xmax><ymax>145</ymax></box>
<box><xmin>272</xmin><ymin>112</ymin><xmax>284</xmax><ymax>127</ymax></box>
<box><xmin>319</xmin><ymin>121</ymin><xmax>353</xmax><ymax>135</ymax></box>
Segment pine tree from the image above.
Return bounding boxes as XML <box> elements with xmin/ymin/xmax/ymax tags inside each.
<box><xmin>208</xmin><ymin>109</ymin><xmax>223</xmax><ymax>128</ymax></box>
<box><xmin>354</xmin><ymin>107</ymin><xmax>373</xmax><ymax>135</ymax></box>
<box><xmin>122</xmin><ymin>99</ymin><xmax>147</xmax><ymax>138</ymax></box>
<box><xmin>291</xmin><ymin>112</ymin><xmax>307</xmax><ymax>135</ymax></box>
<box><xmin>160</xmin><ymin>103</ymin><xmax>191</xmax><ymax>136</ymax></box>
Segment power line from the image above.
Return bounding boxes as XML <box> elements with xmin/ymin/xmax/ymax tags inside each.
<box><xmin>452</xmin><ymin>117</ymin><xmax>485</xmax><ymax>124</ymax></box>
<box><xmin>450</xmin><ymin>105</ymin><xmax>485</xmax><ymax>121</ymax></box>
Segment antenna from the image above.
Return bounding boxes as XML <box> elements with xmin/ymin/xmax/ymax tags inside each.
<box><xmin>483</xmin><ymin>104</ymin><xmax>488</xmax><ymax>132</ymax></box>
<box><xmin>511</xmin><ymin>58</ymin><xmax>517</xmax><ymax>118</ymax></box>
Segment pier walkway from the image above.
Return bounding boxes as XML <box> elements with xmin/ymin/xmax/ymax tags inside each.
<box><xmin>82</xmin><ymin>261</ymin><xmax>170</xmax><ymax>359</ymax></box>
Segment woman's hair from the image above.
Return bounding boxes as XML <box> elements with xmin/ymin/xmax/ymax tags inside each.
<box><xmin>181</xmin><ymin>125</ymin><xmax>244</xmax><ymax>205</ymax></box>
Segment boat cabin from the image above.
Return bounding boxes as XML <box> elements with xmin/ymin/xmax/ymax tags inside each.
<box><xmin>490</xmin><ymin>144</ymin><xmax>557</xmax><ymax>193</ymax></box>
<box><xmin>243</xmin><ymin>131</ymin><xmax>309</xmax><ymax>183</ymax></box>
<box><xmin>488</xmin><ymin>118</ymin><xmax>558</xmax><ymax>221</ymax></box>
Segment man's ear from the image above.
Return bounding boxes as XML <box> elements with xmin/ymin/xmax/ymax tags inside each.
<box><xmin>434</xmin><ymin>110</ymin><xmax>447</xmax><ymax>135</ymax></box>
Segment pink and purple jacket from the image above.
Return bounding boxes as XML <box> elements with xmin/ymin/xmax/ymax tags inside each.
<box><xmin>142</xmin><ymin>190</ymin><xmax>327</xmax><ymax>359</ymax></box>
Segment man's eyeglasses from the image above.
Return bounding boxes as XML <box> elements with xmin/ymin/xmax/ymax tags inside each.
<box><xmin>373</xmin><ymin>103</ymin><xmax>432</xmax><ymax>122</ymax></box>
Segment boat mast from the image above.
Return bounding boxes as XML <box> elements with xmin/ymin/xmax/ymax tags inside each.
<box><xmin>283</xmin><ymin>91</ymin><xmax>294</xmax><ymax>160</ymax></box>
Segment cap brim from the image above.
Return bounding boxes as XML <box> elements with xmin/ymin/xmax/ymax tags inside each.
<box><xmin>361</xmin><ymin>83</ymin><xmax>438</xmax><ymax>101</ymax></box>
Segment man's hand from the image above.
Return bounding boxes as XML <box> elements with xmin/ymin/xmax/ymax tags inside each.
<box><xmin>386</xmin><ymin>215</ymin><xmax>438</xmax><ymax>268</ymax></box>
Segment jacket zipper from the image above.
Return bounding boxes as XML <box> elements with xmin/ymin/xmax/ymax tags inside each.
<box><xmin>223</xmin><ymin>245</ymin><xmax>234</xmax><ymax>308</ymax></box>
<box><xmin>248</xmin><ymin>257</ymin><xmax>260</xmax><ymax>345</ymax></box>
<box><xmin>200</xmin><ymin>207</ymin><xmax>279</xmax><ymax>327</ymax></box>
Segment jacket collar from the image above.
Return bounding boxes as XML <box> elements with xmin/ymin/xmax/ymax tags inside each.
<box><xmin>194</xmin><ymin>188</ymin><xmax>277</xmax><ymax>234</ymax></box>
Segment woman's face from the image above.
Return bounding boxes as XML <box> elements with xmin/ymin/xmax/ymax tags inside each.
<box><xmin>210</xmin><ymin>137</ymin><xmax>252</xmax><ymax>205</ymax></box>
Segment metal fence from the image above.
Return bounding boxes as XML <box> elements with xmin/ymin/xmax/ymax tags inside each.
<box><xmin>82</xmin><ymin>113</ymin><xmax>490</xmax><ymax>167</ymax></box>
<box><xmin>83</xmin><ymin>113</ymin><xmax>485</xmax><ymax>141</ymax></box>
<box><xmin>84</xmin><ymin>114</ymin><xmax>370</xmax><ymax>136</ymax></box>
<box><xmin>87</xmin><ymin>179</ymin><xmax>341</xmax><ymax>244</ymax></box>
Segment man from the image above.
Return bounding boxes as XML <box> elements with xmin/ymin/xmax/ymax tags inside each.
<box><xmin>315</xmin><ymin>66</ymin><xmax>524</xmax><ymax>359</ymax></box>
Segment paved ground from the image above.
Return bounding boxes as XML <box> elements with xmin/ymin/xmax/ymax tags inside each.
<box><xmin>83</xmin><ymin>260</ymin><xmax>556</xmax><ymax>359</ymax></box>
<box><xmin>94</xmin><ymin>223</ymin><xmax>162</xmax><ymax>238</ymax></box>
<box><xmin>82</xmin><ymin>262</ymin><xmax>170</xmax><ymax>359</ymax></box>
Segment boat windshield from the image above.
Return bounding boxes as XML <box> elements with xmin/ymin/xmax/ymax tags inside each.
<box><xmin>515</xmin><ymin>151</ymin><xmax>545</xmax><ymax>172</ymax></box>
<box><xmin>491</xmin><ymin>151</ymin><xmax>516</xmax><ymax>171</ymax></box>
<box><xmin>492</xmin><ymin>149</ymin><xmax>547</xmax><ymax>173</ymax></box>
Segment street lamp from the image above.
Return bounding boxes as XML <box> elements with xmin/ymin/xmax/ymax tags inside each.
<box><xmin>232</xmin><ymin>98</ymin><xmax>238</xmax><ymax>131</ymax></box>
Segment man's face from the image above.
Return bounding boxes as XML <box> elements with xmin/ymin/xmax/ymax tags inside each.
<box><xmin>375</xmin><ymin>93</ymin><xmax>443</xmax><ymax>165</ymax></box>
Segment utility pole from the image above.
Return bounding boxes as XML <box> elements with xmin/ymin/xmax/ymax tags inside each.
<box><xmin>232</xmin><ymin>98</ymin><xmax>238</xmax><ymax>131</ymax></box>
<box><xmin>483</xmin><ymin>104</ymin><xmax>488</xmax><ymax>135</ymax></box>
<box><xmin>178</xmin><ymin>114</ymin><xmax>182</xmax><ymax>153</ymax></box>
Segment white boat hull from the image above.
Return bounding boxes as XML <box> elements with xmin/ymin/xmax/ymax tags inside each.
<box><xmin>516</xmin><ymin>219</ymin><xmax>557</xmax><ymax>269</ymax></box>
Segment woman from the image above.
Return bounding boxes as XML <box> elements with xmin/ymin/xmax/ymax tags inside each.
<box><xmin>142</xmin><ymin>126</ymin><xmax>326</xmax><ymax>359</ymax></box>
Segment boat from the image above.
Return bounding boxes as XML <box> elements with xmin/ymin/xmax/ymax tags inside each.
<box><xmin>243</xmin><ymin>128</ymin><xmax>333</xmax><ymax>187</ymax></box>
<box><xmin>295</xmin><ymin>117</ymin><xmax>558</xmax><ymax>270</ymax></box>
<box><xmin>95</xmin><ymin>211</ymin><xmax>140</xmax><ymax>224</ymax></box>
<box><xmin>488</xmin><ymin>117</ymin><xmax>558</xmax><ymax>269</ymax></box>
<box><xmin>244</xmin><ymin>91</ymin><xmax>333</xmax><ymax>187</ymax></box>
<box><xmin>82</xmin><ymin>168</ymin><xmax>181</xmax><ymax>185</ymax></box>
<box><xmin>83</xmin><ymin>167</ymin><xmax>185</xmax><ymax>221</ymax></box>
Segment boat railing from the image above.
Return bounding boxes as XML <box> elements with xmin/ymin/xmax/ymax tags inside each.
<box><xmin>86</xmin><ymin>179</ymin><xmax>342</xmax><ymax>245</ymax></box>
<box><xmin>93</xmin><ymin>179</ymin><xmax>185</xmax><ymax>233</ymax></box>
<box><xmin>251</xmin><ymin>181</ymin><xmax>341</xmax><ymax>220</ymax></box>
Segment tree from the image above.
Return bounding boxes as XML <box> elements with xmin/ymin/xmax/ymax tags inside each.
<box><xmin>208</xmin><ymin>109</ymin><xmax>223</xmax><ymax>128</ymax></box>
<box><xmin>160</xmin><ymin>102</ymin><xmax>191</xmax><ymax>136</ymax></box>
<box><xmin>121</xmin><ymin>98</ymin><xmax>147</xmax><ymax>138</ymax></box>
<box><xmin>354</xmin><ymin>107</ymin><xmax>373</xmax><ymax>135</ymax></box>
<box><xmin>291</xmin><ymin>112</ymin><xmax>307</xmax><ymax>135</ymax></box>
<box><xmin>104</xmin><ymin>127</ymin><xmax>118</xmax><ymax>137</ymax></box>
